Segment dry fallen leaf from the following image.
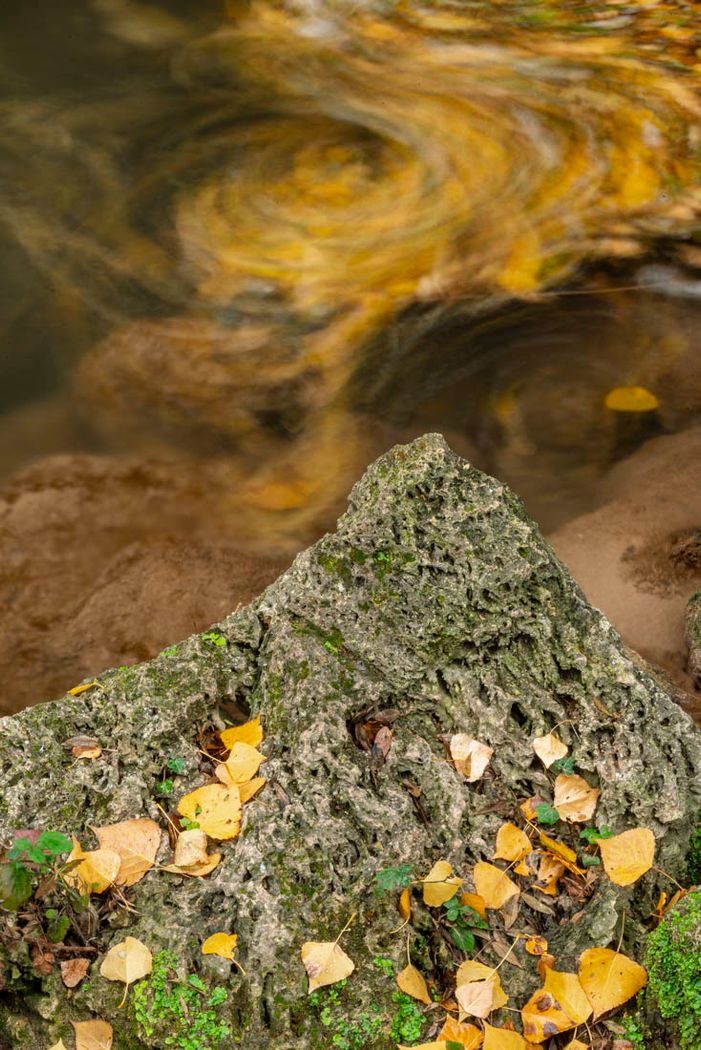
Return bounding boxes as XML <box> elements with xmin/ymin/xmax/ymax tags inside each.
<box><xmin>202</xmin><ymin>932</ymin><xmax>238</xmax><ymax>961</ymax></box>
<box><xmin>438</xmin><ymin>1016</ymin><xmax>484</xmax><ymax>1048</ymax></box>
<box><xmin>397</xmin><ymin>962</ymin><xmax>432</xmax><ymax>1004</ymax></box>
<box><xmin>220</xmin><ymin>715</ymin><xmax>263</xmax><ymax>750</ymax></box>
<box><xmin>398</xmin><ymin>1043</ymin><xmax>448</xmax><ymax>1050</ymax></box>
<box><xmin>301</xmin><ymin>939</ymin><xmax>355</xmax><ymax>993</ymax></box>
<box><xmin>483</xmin><ymin>1022</ymin><xmax>530</xmax><ymax>1049</ymax></box>
<box><xmin>598</xmin><ymin>828</ymin><xmax>655</xmax><ymax>886</ymax></box>
<box><xmin>99</xmin><ymin>937</ymin><xmax>153</xmax><ymax>1003</ymax></box>
<box><xmin>578</xmin><ymin>948</ymin><xmax>647</xmax><ymax>1018</ymax></box>
<box><xmin>605</xmin><ymin>386</ymin><xmax>659</xmax><ymax>412</ymax></box>
<box><xmin>64</xmin><ymin>838</ymin><xmax>121</xmax><ymax>895</ymax></box>
<box><xmin>72</xmin><ymin>1019</ymin><xmax>113</xmax><ymax>1050</ymax></box>
<box><xmin>177</xmin><ymin>783</ymin><xmax>242</xmax><ymax>840</ymax></box>
<box><xmin>215</xmin><ymin>742</ymin><xmax>266</xmax><ymax>787</ymax></box>
<box><xmin>423</xmin><ymin>859</ymin><xmax>462</xmax><ymax>907</ymax></box>
<box><xmin>460</xmin><ymin>891</ymin><xmax>488</xmax><ymax>922</ymax></box>
<box><xmin>525</xmin><ymin>936</ymin><xmax>548</xmax><ymax>957</ymax></box>
<box><xmin>521</xmin><ymin>968</ymin><xmax>592</xmax><ymax>1042</ymax></box>
<box><xmin>48</xmin><ymin>1042</ymin><xmax>69</xmax><ymax>1050</ymax></box>
<box><xmin>61</xmin><ymin>957</ymin><xmax>91</xmax><ymax>988</ymax></box>
<box><xmin>456</xmin><ymin>960</ymin><xmax>508</xmax><ymax>1013</ymax></box>
<box><xmin>563</xmin><ymin>1041</ymin><xmax>589</xmax><ymax>1050</ymax></box>
<box><xmin>553</xmin><ymin>774</ymin><xmax>600</xmax><ymax>823</ymax></box>
<box><xmin>92</xmin><ymin>819</ymin><xmax>160</xmax><ymax>887</ymax></box>
<box><xmin>239</xmin><ymin>776</ymin><xmax>266</xmax><ymax>804</ymax></box>
<box><xmin>449</xmin><ymin>735</ymin><xmax>494</xmax><ymax>782</ymax></box>
<box><xmin>533</xmin><ymin>854</ymin><xmax>565</xmax><ymax>897</ymax></box>
<box><xmin>532</xmin><ymin>732</ymin><xmax>568</xmax><ymax>768</ymax></box>
<box><xmin>455</xmin><ymin>979</ymin><xmax>495</xmax><ymax>1020</ymax></box>
<box><xmin>473</xmin><ymin>862</ymin><xmax>520</xmax><ymax>909</ymax></box>
<box><xmin>399</xmin><ymin>887</ymin><xmax>412</xmax><ymax>921</ymax></box>
<box><xmin>493</xmin><ymin>823</ymin><xmax>531</xmax><ymax>863</ymax></box>
<box><xmin>173</xmin><ymin>829</ymin><xmax>209</xmax><ymax>867</ymax></box>
<box><xmin>67</xmin><ymin>681</ymin><xmax>100</xmax><ymax>697</ymax></box>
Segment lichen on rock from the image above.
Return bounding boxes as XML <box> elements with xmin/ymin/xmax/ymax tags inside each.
<box><xmin>1</xmin><ymin>433</ymin><xmax>700</xmax><ymax>1048</ymax></box>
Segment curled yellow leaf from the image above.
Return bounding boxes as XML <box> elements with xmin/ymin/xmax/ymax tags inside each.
<box><xmin>438</xmin><ymin>1016</ymin><xmax>484</xmax><ymax>1048</ymax></box>
<box><xmin>215</xmin><ymin>742</ymin><xmax>265</xmax><ymax>787</ymax></box>
<box><xmin>202</xmin><ymin>932</ymin><xmax>238</xmax><ymax>961</ymax></box>
<box><xmin>220</xmin><ymin>715</ymin><xmax>263</xmax><ymax>750</ymax></box>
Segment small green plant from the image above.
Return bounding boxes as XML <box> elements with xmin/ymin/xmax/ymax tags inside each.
<box><xmin>373</xmin><ymin>864</ymin><xmax>413</xmax><ymax>896</ymax></box>
<box><xmin>155</xmin><ymin>779</ymin><xmax>174</xmax><ymax>796</ymax></box>
<box><xmin>201</xmin><ymin>630</ymin><xmax>228</xmax><ymax>648</ymax></box>
<box><xmin>131</xmin><ymin>950</ymin><xmax>230</xmax><ymax>1050</ymax></box>
<box><xmin>160</xmin><ymin>645</ymin><xmax>178</xmax><ymax>657</ymax></box>
<box><xmin>534</xmin><ymin>802</ymin><xmax>559</xmax><ymax>825</ymax></box>
<box><xmin>646</xmin><ymin>891</ymin><xmax>701</xmax><ymax>1050</ymax></box>
<box><xmin>372</xmin><ymin>956</ymin><xmax>394</xmax><ymax>976</ymax></box>
<box><xmin>442</xmin><ymin>897</ymin><xmax>487</xmax><ymax>953</ymax></box>
<box><xmin>551</xmin><ymin>756</ymin><xmax>575</xmax><ymax>775</ymax></box>
<box><xmin>621</xmin><ymin>1013</ymin><xmax>647</xmax><ymax>1048</ymax></box>
<box><xmin>180</xmin><ymin>817</ymin><xmax>200</xmax><ymax>831</ymax></box>
<box><xmin>1</xmin><ymin>830</ymin><xmax>72</xmax><ymax>910</ymax></box>
<box><xmin>167</xmin><ymin>756</ymin><xmax>186</xmax><ymax>775</ymax></box>
<box><xmin>580</xmin><ymin>825</ymin><xmax>613</xmax><ymax>845</ymax></box>
<box><xmin>389</xmin><ymin>991</ymin><xmax>424</xmax><ymax>1044</ymax></box>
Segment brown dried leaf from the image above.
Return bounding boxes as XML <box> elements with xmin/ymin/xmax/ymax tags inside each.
<box><xmin>61</xmin><ymin>957</ymin><xmax>91</xmax><ymax>988</ymax></box>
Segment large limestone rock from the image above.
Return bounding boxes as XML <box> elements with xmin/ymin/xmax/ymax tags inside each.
<box><xmin>1</xmin><ymin>434</ymin><xmax>699</xmax><ymax>1049</ymax></box>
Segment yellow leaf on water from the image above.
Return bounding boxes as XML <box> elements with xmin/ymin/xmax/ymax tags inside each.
<box><xmin>473</xmin><ymin>862</ymin><xmax>520</xmax><ymax>909</ymax></box>
<box><xmin>239</xmin><ymin>776</ymin><xmax>266</xmax><ymax>803</ymax></box>
<box><xmin>578</xmin><ymin>948</ymin><xmax>647</xmax><ymax>1018</ymax></box>
<box><xmin>553</xmin><ymin>774</ymin><xmax>600</xmax><ymax>823</ymax></box>
<box><xmin>220</xmin><ymin>715</ymin><xmax>263</xmax><ymax>750</ymax></box>
<box><xmin>177</xmin><ymin>783</ymin><xmax>242</xmax><ymax>840</ymax></box>
<box><xmin>99</xmin><ymin>937</ymin><xmax>152</xmax><ymax>992</ymax></box>
<box><xmin>202</xmin><ymin>932</ymin><xmax>238</xmax><ymax>961</ymax></box>
<box><xmin>64</xmin><ymin>837</ymin><xmax>121</xmax><ymax>895</ymax></box>
<box><xmin>92</xmin><ymin>818</ymin><xmax>161</xmax><ymax>887</ymax></box>
<box><xmin>604</xmin><ymin>386</ymin><xmax>659</xmax><ymax>413</ymax></box>
<box><xmin>397</xmin><ymin>962</ymin><xmax>432</xmax><ymax>1004</ymax></box>
<box><xmin>449</xmin><ymin>735</ymin><xmax>494</xmax><ymax>782</ymax></box>
<box><xmin>71</xmin><ymin>1020</ymin><xmax>113</xmax><ymax>1050</ymax></box>
<box><xmin>301</xmin><ymin>939</ymin><xmax>355</xmax><ymax>993</ymax></box>
<box><xmin>438</xmin><ymin>1016</ymin><xmax>483</xmax><ymax>1048</ymax></box>
<box><xmin>483</xmin><ymin>1022</ymin><xmax>531</xmax><ymax>1049</ymax></box>
<box><xmin>521</xmin><ymin>969</ymin><xmax>591</xmax><ymax>1042</ymax></box>
<box><xmin>598</xmin><ymin>828</ymin><xmax>655</xmax><ymax>886</ymax></box>
<box><xmin>455</xmin><ymin>979</ymin><xmax>495</xmax><ymax>1020</ymax></box>
<box><xmin>215</xmin><ymin>742</ymin><xmax>265</xmax><ymax>787</ymax></box>
<box><xmin>422</xmin><ymin>860</ymin><xmax>462</xmax><ymax>907</ymax></box>
<box><xmin>493</xmin><ymin>823</ymin><xmax>531</xmax><ymax>863</ymax></box>
<box><xmin>532</xmin><ymin>733</ymin><xmax>568</xmax><ymax>768</ymax></box>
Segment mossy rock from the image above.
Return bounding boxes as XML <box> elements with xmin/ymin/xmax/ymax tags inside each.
<box><xmin>1</xmin><ymin>434</ymin><xmax>700</xmax><ymax>1048</ymax></box>
<box><xmin>644</xmin><ymin>890</ymin><xmax>701</xmax><ymax>1050</ymax></box>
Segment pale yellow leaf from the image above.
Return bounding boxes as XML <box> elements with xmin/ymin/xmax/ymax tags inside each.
<box><xmin>220</xmin><ymin>715</ymin><xmax>263</xmax><ymax>750</ymax></box>
<box><xmin>473</xmin><ymin>862</ymin><xmax>520</xmax><ymax>909</ymax></box>
<box><xmin>173</xmin><ymin>829</ymin><xmax>209</xmax><ymax>867</ymax></box>
<box><xmin>72</xmin><ymin>1019</ymin><xmax>113</xmax><ymax>1050</ymax></box>
<box><xmin>48</xmin><ymin>1042</ymin><xmax>69</xmax><ymax>1050</ymax></box>
<box><xmin>449</xmin><ymin>735</ymin><xmax>493</xmax><ymax>782</ymax></box>
<box><xmin>68</xmin><ymin>680</ymin><xmax>100</xmax><ymax>697</ymax></box>
<box><xmin>456</xmin><ymin>960</ymin><xmax>508</xmax><ymax>1011</ymax></box>
<box><xmin>301</xmin><ymin>940</ymin><xmax>354</xmax><ymax>993</ymax></box>
<box><xmin>239</xmin><ymin>776</ymin><xmax>266</xmax><ymax>804</ymax></box>
<box><xmin>64</xmin><ymin>838</ymin><xmax>121</xmax><ymax>895</ymax></box>
<box><xmin>397</xmin><ymin>963</ymin><xmax>432</xmax><ymax>1004</ymax></box>
<box><xmin>521</xmin><ymin>969</ymin><xmax>591</xmax><ymax>1042</ymax></box>
<box><xmin>455</xmin><ymin>979</ymin><xmax>494</xmax><ymax>1019</ymax></box>
<box><xmin>553</xmin><ymin>774</ymin><xmax>600</xmax><ymax>823</ymax></box>
<box><xmin>99</xmin><ymin>937</ymin><xmax>153</xmax><ymax>989</ymax></box>
<box><xmin>598</xmin><ymin>828</ymin><xmax>655</xmax><ymax>886</ymax></box>
<box><xmin>92</xmin><ymin>819</ymin><xmax>160</xmax><ymax>887</ymax></box>
<box><xmin>493</xmin><ymin>823</ymin><xmax>531</xmax><ymax>863</ymax></box>
<box><xmin>202</xmin><ymin>932</ymin><xmax>238</xmax><ymax>961</ymax></box>
<box><xmin>438</xmin><ymin>1016</ymin><xmax>484</xmax><ymax>1048</ymax></box>
<box><xmin>422</xmin><ymin>860</ymin><xmax>462</xmax><ymax>907</ymax></box>
<box><xmin>532</xmin><ymin>733</ymin><xmax>568</xmax><ymax>768</ymax></box>
<box><xmin>537</xmin><ymin>833</ymin><xmax>578</xmax><ymax>866</ymax></box>
<box><xmin>177</xmin><ymin>783</ymin><xmax>241</xmax><ymax>840</ymax></box>
<box><xmin>578</xmin><ymin>948</ymin><xmax>647</xmax><ymax>1018</ymax></box>
<box><xmin>215</xmin><ymin>742</ymin><xmax>265</xmax><ymax>787</ymax></box>
<box><xmin>483</xmin><ymin>1024</ymin><xmax>530</xmax><ymax>1049</ymax></box>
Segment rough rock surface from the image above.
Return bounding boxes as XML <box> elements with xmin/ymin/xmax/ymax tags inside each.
<box><xmin>1</xmin><ymin>434</ymin><xmax>700</xmax><ymax>1049</ymax></box>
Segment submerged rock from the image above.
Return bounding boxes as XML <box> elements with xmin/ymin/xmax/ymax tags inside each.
<box><xmin>0</xmin><ymin>434</ymin><xmax>699</xmax><ymax>1048</ymax></box>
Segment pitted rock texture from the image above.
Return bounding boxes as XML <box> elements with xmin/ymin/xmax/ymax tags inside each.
<box><xmin>1</xmin><ymin>433</ymin><xmax>700</xmax><ymax>1048</ymax></box>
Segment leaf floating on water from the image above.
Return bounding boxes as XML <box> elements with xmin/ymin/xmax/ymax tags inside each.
<box><xmin>598</xmin><ymin>827</ymin><xmax>655</xmax><ymax>886</ymax></box>
<box><xmin>202</xmin><ymin>932</ymin><xmax>238</xmax><ymax>961</ymax></box>
<box><xmin>604</xmin><ymin>386</ymin><xmax>659</xmax><ymax>413</ymax></box>
<box><xmin>553</xmin><ymin>774</ymin><xmax>600</xmax><ymax>823</ymax></box>
<box><xmin>220</xmin><ymin>715</ymin><xmax>263</xmax><ymax>750</ymax></box>
<box><xmin>215</xmin><ymin>742</ymin><xmax>266</xmax><ymax>787</ymax></box>
<box><xmin>177</xmin><ymin>784</ymin><xmax>242</xmax><ymax>840</ymax></box>
<box><xmin>521</xmin><ymin>969</ymin><xmax>591</xmax><ymax>1043</ymax></box>
<box><xmin>492</xmin><ymin>823</ymin><xmax>531</xmax><ymax>863</ymax></box>
<box><xmin>92</xmin><ymin>818</ymin><xmax>160</xmax><ymax>887</ymax></box>
<box><xmin>532</xmin><ymin>733</ymin><xmax>568</xmax><ymax>768</ymax></box>
<box><xmin>472</xmin><ymin>862</ymin><xmax>519</xmax><ymax>910</ymax></box>
<box><xmin>482</xmin><ymin>1022</ymin><xmax>530</xmax><ymax>1049</ymax></box>
<box><xmin>301</xmin><ymin>939</ymin><xmax>355</xmax><ymax>994</ymax></box>
<box><xmin>71</xmin><ymin>1019</ymin><xmax>114</xmax><ymax>1050</ymax></box>
<box><xmin>438</xmin><ymin>1016</ymin><xmax>484</xmax><ymax>1048</ymax></box>
<box><xmin>449</xmin><ymin>735</ymin><xmax>493</xmax><ymax>782</ymax></box>
<box><xmin>99</xmin><ymin>937</ymin><xmax>153</xmax><ymax>1001</ymax></box>
<box><xmin>397</xmin><ymin>962</ymin><xmax>432</xmax><ymax>1004</ymax></box>
<box><xmin>422</xmin><ymin>859</ymin><xmax>462</xmax><ymax>906</ymax></box>
<box><xmin>578</xmin><ymin>948</ymin><xmax>647</xmax><ymax>1018</ymax></box>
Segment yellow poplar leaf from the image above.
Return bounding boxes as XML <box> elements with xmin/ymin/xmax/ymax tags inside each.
<box><xmin>173</xmin><ymin>829</ymin><xmax>208</xmax><ymax>867</ymax></box>
<box><xmin>438</xmin><ymin>1016</ymin><xmax>484</xmax><ymax>1048</ymax></box>
<box><xmin>456</xmin><ymin>960</ymin><xmax>508</xmax><ymax>1010</ymax></box>
<box><xmin>532</xmin><ymin>733</ymin><xmax>568</xmax><ymax>768</ymax></box>
<box><xmin>460</xmin><ymin>891</ymin><xmax>487</xmax><ymax>922</ymax></box>
<box><xmin>520</xmin><ymin>797</ymin><xmax>539</xmax><ymax>821</ymax></box>
<box><xmin>449</xmin><ymin>735</ymin><xmax>494</xmax><ymax>782</ymax></box>
<box><xmin>525</xmin><ymin>936</ymin><xmax>548</xmax><ymax>957</ymax></box>
<box><xmin>100</xmin><ymin>937</ymin><xmax>152</xmax><ymax>991</ymax></box>
<box><xmin>493</xmin><ymin>823</ymin><xmax>531</xmax><ymax>863</ymax></box>
<box><xmin>533</xmin><ymin>855</ymin><xmax>565</xmax><ymax>897</ymax></box>
<box><xmin>521</xmin><ymin>969</ymin><xmax>591</xmax><ymax>1043</ymax></box>
<box><xmin>301</xmin><ymin>940</ymin><xmax>355</xmax><ymax>993</ymax></box>
<box><xmin>163</xmin><ymin>853</ymin><xmax>221</xmax><ymax>877</ymax></box>
<box><xmin>65</xmin><ymin>838</ymin><xmax>121</xmax><ymax>895</ymax></box>
<box><xmin>397</xmin><ymin>963</ymin><xmax>432</xmax><ymax>1004</ymax></box>
<box><xmin>598</xmin><ymin>828</ymin><xmax>655</xmax><ymax>886</ymax></box>
<box><xmin>537</xmin><ymin>833</ymin><xmax>580</xmax><ymax>868</ymax></box>
<box><xmin>578</xmin><ymin>948</ymin><xmax>647</xmax><ymax>1018</ymax></box>
<box><xmin>239</xmin><ymin>776</ymin><xmax>266</xmax><ymax>804</ymax></box>
<box><xmin>202</xmin><ymin>932</ymin><xmax>238</xmax><ymax>961</ymax></box>
<box><xmin>423</xmin><ymin>860</ymin><xmax>462</xmax><ymax>906</ymax></box>
<box><xmin>455</xmin><ymin>979</ymin><xmax>495</xmax><ymax>1020</ymax></box>
<box><xmin>215</xmin><ymin>742</ymin><xmax>265</xmax><ymax>786</ymax></box>
<box><xmin>73</xmin><ymin>744</ymin><xmax>102</xmax><ymax>760</ymax></box>
<box><xmin>483</xmin><ymin>1022</ymin><xmax>530</xmax><ymax>1049</ymax></box>
<box><xmin>473</xmin><ymin>862</ymin><xmax>520</xmax><ymax>909</ymax></box>
<box><xmin>563</xmin><ymin>1042</ymin><xmax>589</xmax><ymax>1050</ymax></box>
<box><xmin>514</xmin><ymin>859</ymin><xmax>534</xmax><ymax>877</ymax></box>
<box><xmin>92</xmin><ymin>819</ymin><xmax>160</xmax><ymax>887</ymax></box>
<box><xmin>177</xmin><ymin>783</ymin><xmax>241</xmax><ymax>840</ymax></box>
<box><xmin>553</xmin><ymin>775</ymin><xmax>600</xmax><ymax>823</ymax></box>
<box><xmin>220</xmin><ymin>715</ymin><xmax>263</xmax><ymax>750</ymax></box>
<box><xmin>399</xmin><ymin>887</ymin><xmax>412</xmax><ymax>920</ymax></box>
<box><xmin>604</xmin><ymin>386</ymin><xmax>659</xmax><ymax>413</ymax></box>
<box><xmin>48</xmin><ymin>1043</ymin><xmax>69</xmax><ymax>1050</ymax></box>
<box><xmin>71</xmin><ymin>1020</ymin><xmax>113</xmax><ymax>1050</ymax></box>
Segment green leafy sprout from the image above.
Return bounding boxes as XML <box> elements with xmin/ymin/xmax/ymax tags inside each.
<box><xmin>131</xmin><ymin>950</ymin><xmax>230</xmax><ymax>1050</ymax></box>
<box><xmin>442</xmin><ymin>897</ymin><xmax>487</xmax><ymax>953</ymax></box>
<box><xmin>534</xmin><ymin>802</ymin><xmax>560</xmax><ymax>826</ymax></box>
<box><xmin>1</xmin><ymin>830</ymin><xmax>72</xmax><ymax>911</ymax></box>
<box><xmin>373</xmin><ymin>864</ymin><xmax>413</xmax><ymax>896</ymax></box>
<box><xmin>201</xmin><ymin>630</ymin><xmax>228</xmax><ymax>648</ymax></box>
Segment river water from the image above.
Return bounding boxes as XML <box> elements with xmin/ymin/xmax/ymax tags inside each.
<box><xmin>3</xmin><ymin>0</ymin><xmax>701</xmax><ymax>713</ymax></box>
